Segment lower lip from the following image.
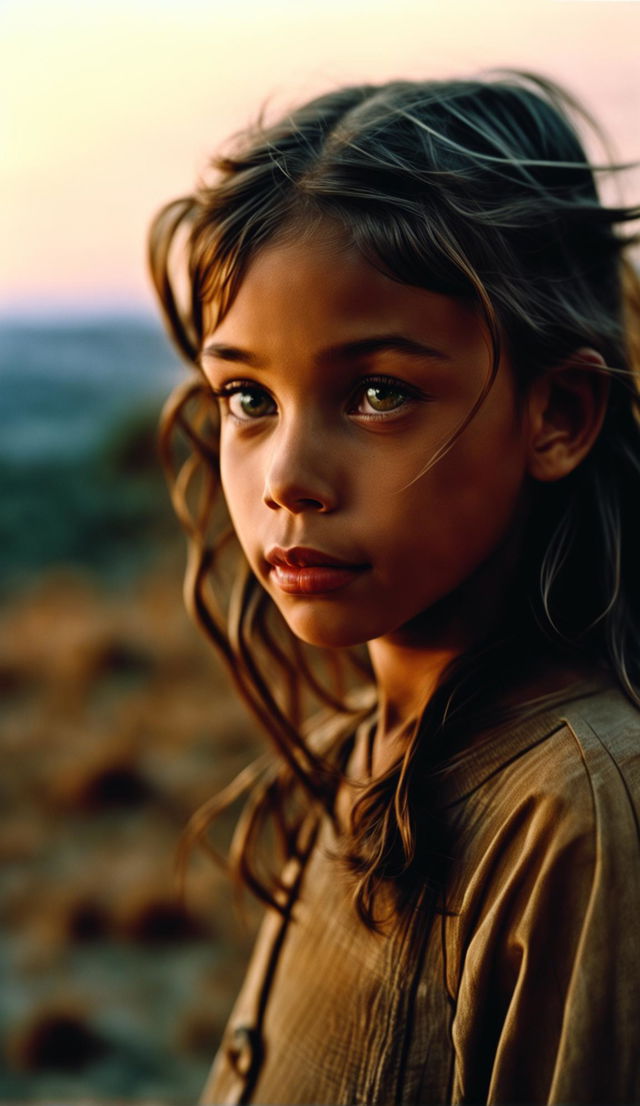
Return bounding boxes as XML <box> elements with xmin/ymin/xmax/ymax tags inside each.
<box><xmin>270</xmin><ymin>564</ymin><xmax>367</xmax><ymax>595</ymax></box>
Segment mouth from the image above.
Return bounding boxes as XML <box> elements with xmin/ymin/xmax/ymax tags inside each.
<box><xmin>265</xmin><ymin>546</ymin><xmax>370</xmax><ymax>595</ymax></box>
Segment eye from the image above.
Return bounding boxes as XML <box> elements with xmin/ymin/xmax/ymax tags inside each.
<box><xmin>218</xmin><ymin>383</ymin><xmax>276</xmax><ymax>421</ymax></box>
<box><xmin>352</xmin><ymin>376</ymin><xmax>414</xmax><ymax>416</ymax></box>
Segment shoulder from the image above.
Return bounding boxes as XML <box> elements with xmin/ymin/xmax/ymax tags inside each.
<box><xmin>445</xmin><ymin>685</ymin><xmax>640</xmax><ymax>920</ymax></box>
<box><xmin>559</xmin><ymin>684</ymin><xmax>640</xmax><ymax>788</ymax></box>
<box><xmin>499</xmin><ymin>685</ymin><xmax>640</xmax><ymax>838</ymax></box>
<box><xmin>450</xmin><ymin>684</ymin><xmax>640</xmax><ymax>835</ymax></box>
<box><xmin>445</xmin><ymin>685</ymin><xmax>640</xmax><ymax>1103</ymax></box>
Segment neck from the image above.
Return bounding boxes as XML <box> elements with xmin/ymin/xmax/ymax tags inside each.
<box><xmin>368</xmin><ymin>640</ymin><xmax>458</xmax><ymax>733</ymax></box>
<box><xmin>366</xmin><ymin>541</ymin><xmax>522</xmax><ymax>774</ymax></box>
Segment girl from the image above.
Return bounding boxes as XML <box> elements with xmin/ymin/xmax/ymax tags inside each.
<box><xmin>149</xmin><ymin>72</ymin><xmax>640</xmax><ymax>1104</ymax></box>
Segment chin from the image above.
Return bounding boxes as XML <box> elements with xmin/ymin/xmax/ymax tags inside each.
<box><xmin>280</xmin><ymin>606</ymin><xmax>379</xmax><ymax>651</ymax></box>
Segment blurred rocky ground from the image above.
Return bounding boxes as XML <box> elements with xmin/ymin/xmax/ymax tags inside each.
<box><xmin>0</xmin><ymin>319</ymin><xmax>262</xmax><ymax>1103</ymax></box>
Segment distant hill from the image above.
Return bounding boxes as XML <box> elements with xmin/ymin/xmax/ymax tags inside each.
<box><xmin>0</xmin><ymin>317</ymin><xmax>187</xmax><ymax>584</ymax></box>
<box><xmin>0</xmin><ymin>316</ymin><xmax>184</xmax><ymax>463</ymax></box>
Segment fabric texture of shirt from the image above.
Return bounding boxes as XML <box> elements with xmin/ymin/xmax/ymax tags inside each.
<box><xmin>200</xmin><ymin>684</ymin><xmax>640</xmax><ymax>1105</ymax></box>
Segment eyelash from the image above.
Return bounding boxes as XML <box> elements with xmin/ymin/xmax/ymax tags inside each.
<box><xmin>210</xmin><ymin>375</ymin><xmax>422</xmax><ymax>422</ymax></box>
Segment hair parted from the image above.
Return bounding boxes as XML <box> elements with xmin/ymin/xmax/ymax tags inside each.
<box><xmin>149</xmin><ymin>70</ymin><xmax>640</xmax><ymax>928</ymax></box>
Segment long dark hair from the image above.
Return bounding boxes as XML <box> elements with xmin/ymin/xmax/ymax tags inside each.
<box><xmin>149</xmin><ymin>71</ymin><xmax>640</xmax><ymax>926</ymax></box>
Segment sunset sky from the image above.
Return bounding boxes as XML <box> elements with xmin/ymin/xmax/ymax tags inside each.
<box><xmin>2</xmin><ymin>0</ymin><xmax>639</xmax><ymax>317</ymax></box>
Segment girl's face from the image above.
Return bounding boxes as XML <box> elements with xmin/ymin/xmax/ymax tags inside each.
<box><xmin>200</xmin><ymin>226</ymin><xmax>533</xmax><ymax>650</ymax></box>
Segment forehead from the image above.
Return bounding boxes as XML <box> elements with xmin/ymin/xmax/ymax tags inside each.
<box><xmin>204</xmin><ymin>226</ymin><xmax>491</xmax><ymax>367</ymax></box>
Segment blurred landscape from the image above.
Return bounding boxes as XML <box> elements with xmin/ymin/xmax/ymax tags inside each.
<box><xmin>0</xmin><ymin>318</ymin><xmax>262</xmax><ymax>1103</ymax></box>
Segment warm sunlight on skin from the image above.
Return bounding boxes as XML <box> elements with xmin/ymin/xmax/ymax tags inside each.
<box><xmin>199</xmin><ymin>226</ymin><xmax>538</xmax><ymax>729</ymax></box>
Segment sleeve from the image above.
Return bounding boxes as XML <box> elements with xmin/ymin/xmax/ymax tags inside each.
<box><xmin>448</xmin><ymin>728</ymin><xmax>640</xmax><ymax>1105</ymax></box>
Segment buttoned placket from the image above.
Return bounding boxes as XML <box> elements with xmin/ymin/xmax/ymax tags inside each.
<box><xmin>200</xmin><ymin>820</ymin><xmax>320</xmax><ymax>1105</ymax></box>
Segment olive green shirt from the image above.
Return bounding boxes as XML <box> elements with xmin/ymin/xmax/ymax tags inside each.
<box><xmin>201</xmin><ymin>686</ymin><xmax>640</xmax><ymax>1104</ymax></box>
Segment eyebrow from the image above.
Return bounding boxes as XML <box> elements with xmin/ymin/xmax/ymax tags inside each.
<box><xmin>200</xmin><ymin>334</ymin><xmax>451</xmax><ymax>368</ymax></box>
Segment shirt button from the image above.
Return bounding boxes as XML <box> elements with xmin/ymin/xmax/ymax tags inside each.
<box><xmin>226</xmin><ymin>1025</ymin><xmax>262</xmax><ymax>1080</ymax></box>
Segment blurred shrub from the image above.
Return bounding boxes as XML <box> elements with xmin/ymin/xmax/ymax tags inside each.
<box><xmin>0</xmin><ymin>404</ymin><xmax>176</xmax><ymax>590</ymax></box>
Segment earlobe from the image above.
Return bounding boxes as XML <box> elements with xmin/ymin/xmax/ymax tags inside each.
<box><xmin>526</xmin><ymin>348</ymin><xmax>609</xmax><ymax>483</ymax></box>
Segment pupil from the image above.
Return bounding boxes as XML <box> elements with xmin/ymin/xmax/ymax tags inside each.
<box><xmin>368</xmin><ymin>386</ymin><xmax>401</xmax><ymax>411</ymax></box>
<box><xmin>242</xmin><ymin>392</ymin><xmax>265</xmax><ymax>414</ymax></box>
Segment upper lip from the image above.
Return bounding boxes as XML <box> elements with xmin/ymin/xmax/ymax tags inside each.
<box><xmin>265</xmin><ymin>546</ymin><xmax>367</xmax><ymax>569</ymax></box>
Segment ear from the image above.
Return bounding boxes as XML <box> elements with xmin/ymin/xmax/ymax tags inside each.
<box><xmin>526</xmin><ymin>348</ymin><xmax>609</xmax><ymax>483</ymax></box>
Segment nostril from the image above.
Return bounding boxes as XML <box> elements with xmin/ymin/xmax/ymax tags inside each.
<box><xmin>263</xmin><ymin>487</ymin><xmax>334</xmax><ymax>513</ymax></box>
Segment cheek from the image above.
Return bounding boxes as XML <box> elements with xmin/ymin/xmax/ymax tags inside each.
<box><xmin>219</xmin><ymin>446</ymin><xmax>257</xmax><ymax>546</ymax></box>
<box><xmin>397</xmin><ymin>424</ymin><xmax>529</xmax><ymax>571</ymax></box>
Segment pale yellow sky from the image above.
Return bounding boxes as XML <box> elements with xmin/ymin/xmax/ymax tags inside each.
<box><xmin>1</xmin><ymin>0</ymin><xmax>639</xmax><ymax>315</ymax></box>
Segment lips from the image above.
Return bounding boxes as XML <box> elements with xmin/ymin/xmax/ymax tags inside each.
<box><xmin>266</xmin><ymin>546</ymin><xmax>364</xmax><ymax>569</ymax></box>
<box><xmin>265</xmin><ymin>546</ymin><xmax>369</xmax><ymax>595</ymax></box>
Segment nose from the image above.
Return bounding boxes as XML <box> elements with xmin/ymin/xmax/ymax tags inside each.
<box><xmin>262</xmin><ymin>419</ymin><xmax>339</xmax><ymax>514</ymax></box>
